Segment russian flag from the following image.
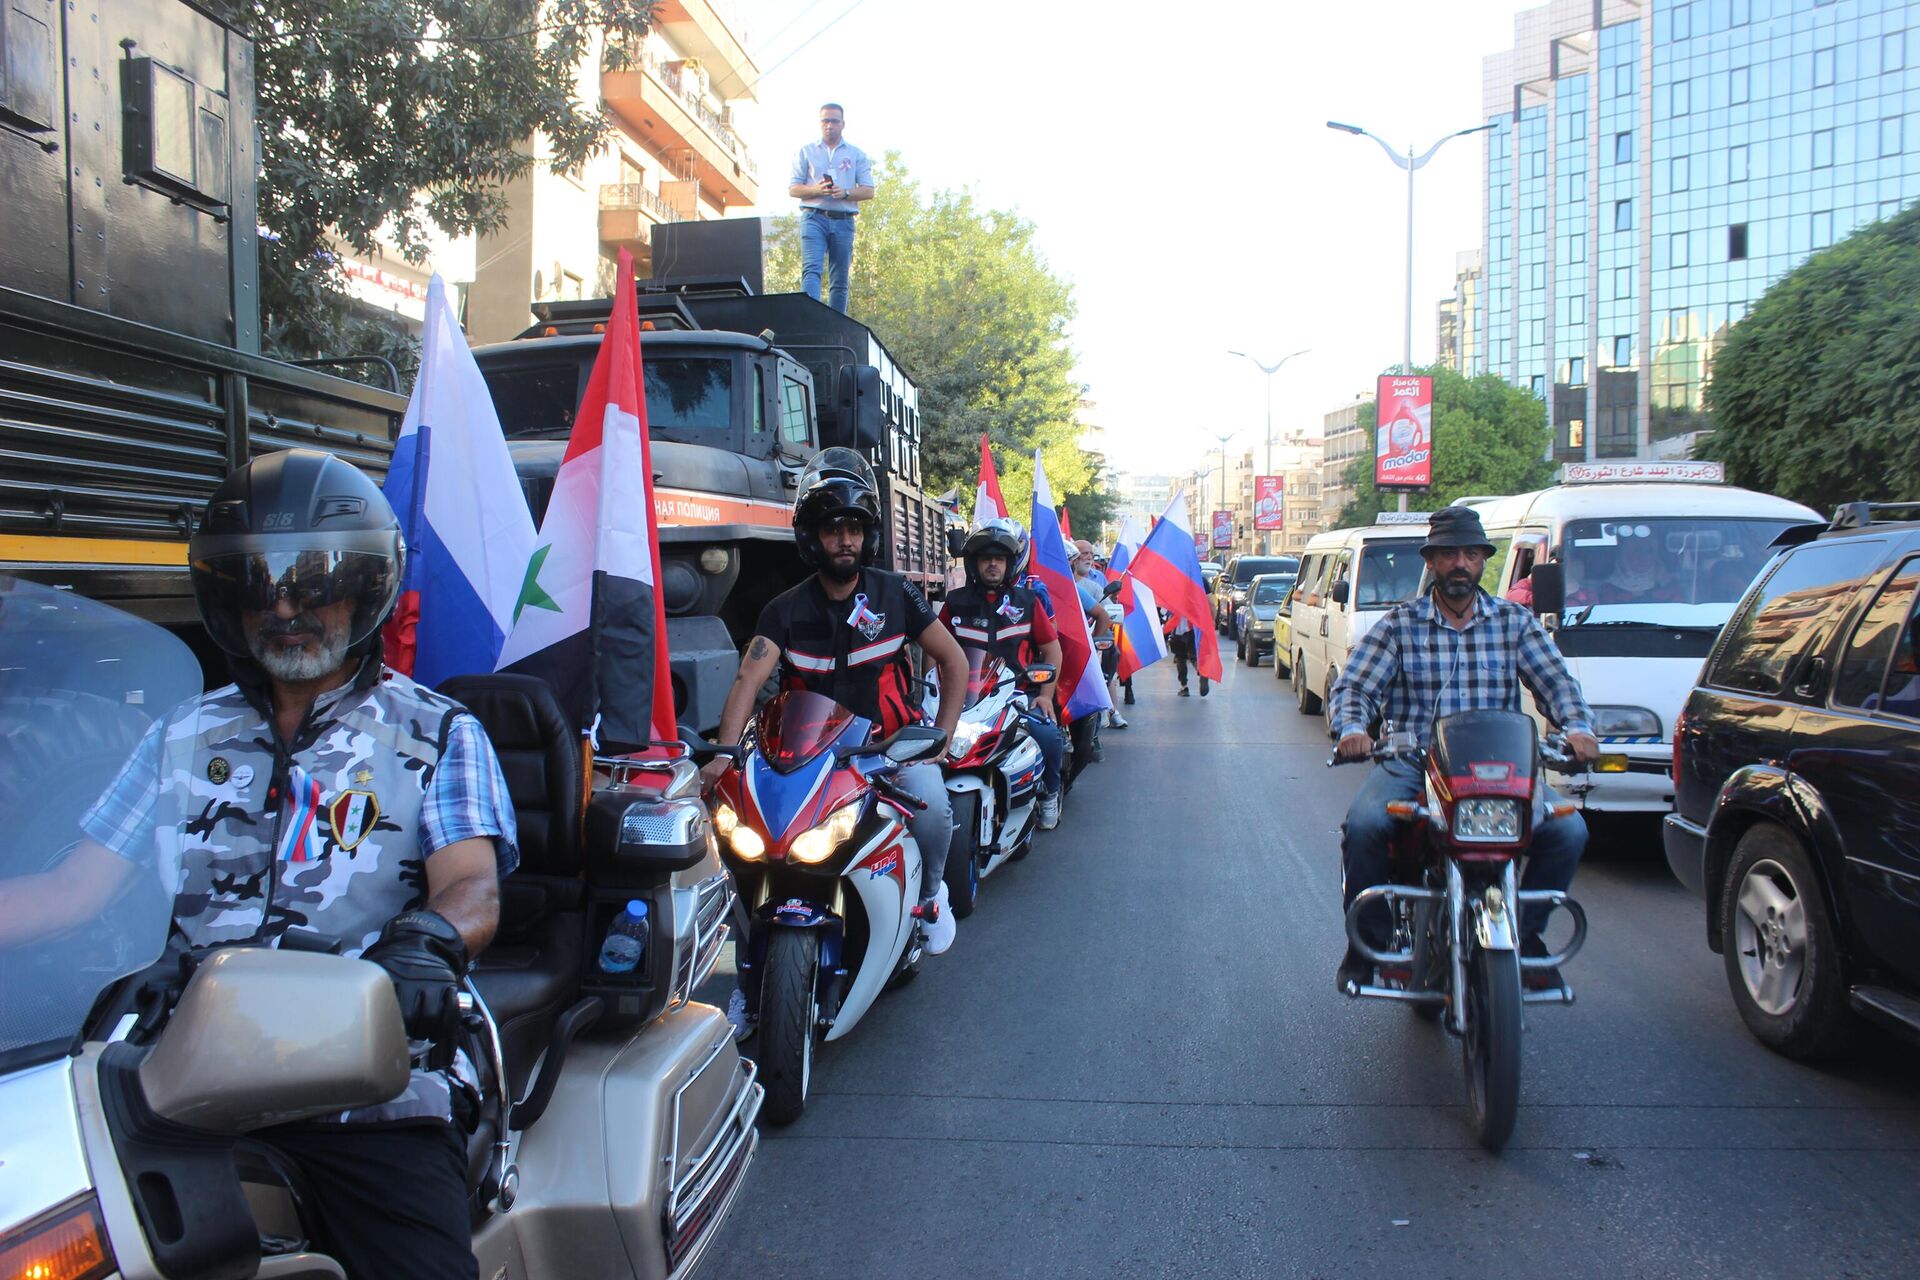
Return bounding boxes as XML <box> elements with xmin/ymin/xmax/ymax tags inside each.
<box><xmin>382</xmin><ymin>275</ymin><xmax>536</xmax><ymax>687</ymax></box>
<box><xmin>1109</xmin><ymin>516</ymin><xmax>1169</xmax><ymax>679</ymax></box>
<box><xmin>1029</xmin><ymin>452</ymin><xmax>1111</xmax><ymax>720</ymax></box>
<box><xmin>1129</xmin><ymin>490</ymin><xmax>1222</xmax><ymax>681</ymax></box>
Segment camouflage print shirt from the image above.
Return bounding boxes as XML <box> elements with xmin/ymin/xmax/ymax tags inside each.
<box><xmin>83</xmin><ymin>660</ymin><xmax>518</xmax><ymax>1123</ymax></box>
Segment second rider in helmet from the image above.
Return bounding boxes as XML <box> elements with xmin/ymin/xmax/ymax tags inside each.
<box><xmin>936</xmin><ymin>518</ymin><xmax>1069</xmax><ymax>830</ymax></box>
<box><xmin>707</xmin><ymin>448</ymin><xmax>971</xmax><ymax>953</ymax></box>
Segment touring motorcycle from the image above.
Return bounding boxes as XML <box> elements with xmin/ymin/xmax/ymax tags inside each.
<box><xmin>1332</xmin><ymin>709</ymin><xmax>1605</xmax><ymax>1151</ymax></box>
<box><xmin>700</xmin><ymin>691</ymin><xmax>947</xmax><ymax>1124</ymax></box>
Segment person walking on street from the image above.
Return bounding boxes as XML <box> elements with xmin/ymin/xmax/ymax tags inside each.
<box><xmin>1168</xmin><ymin>610</ymin><xmax>1209</xmax><ymax>696</ymax></box>
<box><xmin>1093</xmin><ymin>553</ymin><xmax>1128</xmax><ymax>729</ymax></box>
<box><xmin>789</xmin><ymin>103</ymin><xmax>874</xmax><ymax>312</ymax></box>
<box><xmin>1071</xmin><ymin>541</ymin><xmax>1116</xmax><ymax>763</ymax></box>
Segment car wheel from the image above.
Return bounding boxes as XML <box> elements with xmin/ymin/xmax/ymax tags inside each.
<box><xmin>1238</xmin><ymin>634</ymin><xmax>1251</xmax><ymax>665</ymax></box>
<box><xmin>1273</xmin><ymin>643</ymin><xmax>1290</xmax><ymax>680</ymax></box>
<box><xmin>1717</xmin><ymin>823</ymin><xmax>1855</xmax><ymax>1060</ymax></box>
<box><xmin>1295</xmin><ymin>657</ymin><xmax>1321</xmax><ymax>715</ymax></box>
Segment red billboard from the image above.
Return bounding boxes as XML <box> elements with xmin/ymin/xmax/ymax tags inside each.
<box><xmin>1375</xmin><ymin>374</ymin><xmax>1433</xmax><ymax>490</ymax></box>
<box><xmin>1211</xmin><ymin>509</ymin><xmax>1234</xmax><ymax>548</ymax></box>
<box><xmin>1254</xmin><ymin>476</ymin><xmax>1285</xmax><ymax>532</ymax></box>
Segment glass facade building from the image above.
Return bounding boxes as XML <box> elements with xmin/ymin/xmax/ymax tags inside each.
<box><xmin>1477</xmin><ymin>0</ymin><xmax>1920</xmax><ymax>461</ymax></box>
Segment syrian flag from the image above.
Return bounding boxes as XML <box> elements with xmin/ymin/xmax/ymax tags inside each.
<box><xmin>974</xmin><ymin>434</ymin><xmax>1007</xmax><ymax>522</ymax></box>
<box><xmin>1129</xmin><ymin>490</ymin><xmax>1222</xmax><ymax>681</ymax></box>
<box><xmin>496</xmin><ymin>249</ymin><xmax>674</xmax><ymax>752</ymax></box>
<box><xmin>381</xmin><ymin>275</ymin><xmax>536</xmax><ymax>686</ymax></box>
<box><xmin>1029</xmin><ymin>452</ymin><xmax>1111</xmax><ymax>720</ymax></box>
<box><xmin>1109</xmin><ymin>516</ymin><xmax>1169</xmax><ymax>679</ymax></box>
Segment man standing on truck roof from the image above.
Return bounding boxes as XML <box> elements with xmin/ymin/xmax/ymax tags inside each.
<box><xmin>789</xmin><ymin>102</ymin><xmax>875</xmax><ymax>313</ymax></box>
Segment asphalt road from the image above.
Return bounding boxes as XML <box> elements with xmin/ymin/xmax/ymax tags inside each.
<box><xmin>705</xmin><ymin>649</ymin><xmax>1920</xmax><ymax>1279</ymax></box>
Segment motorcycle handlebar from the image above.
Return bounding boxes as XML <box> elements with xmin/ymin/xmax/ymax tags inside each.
<box><xmin>873</xmin><ymin>777</ymin><xmax>929</xmax><ymax>811</ymax></box>
<box><xmin>1326</xmin><ymin>731</ymin><xmax>1581</xmax><ymax>769</ymax></box>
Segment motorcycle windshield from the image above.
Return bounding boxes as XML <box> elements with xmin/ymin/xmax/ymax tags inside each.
<box><xmin>963</xmin><ymin>649</ymin><xmax>1004</xmax><ymax>708</ymax></box>
<box><xmin>0</xmin><ymin>577</ymin><xmax>202</xmax><ymax>1072</ymax></box>
<box><xmin>757</xmin><ymin>690</ymin><xmax>859</xmax><ymax>774</ymax></box>
<box><xmin>1429</xmin><ymin>709</ymin><xmax>1538</xmax><ymax>794</ymax></box>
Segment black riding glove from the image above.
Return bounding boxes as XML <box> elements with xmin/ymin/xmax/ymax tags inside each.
<box><xmin>360</xmin><ymin>909</ymin><xmax>469</xmax><ymax>1050</ymax></box>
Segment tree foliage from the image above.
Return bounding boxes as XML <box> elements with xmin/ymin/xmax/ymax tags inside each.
<box><xmin>1701</xmin><ymin>202</ymin><xmax>1920</xmax><ymax>511</ymax></box>
<box><xmin>1334</xmin><ymin>365</ymin><xmax>1555</xmax><ymax>526</ymax></box>
<box><xmin>765</xmin><ymin>154</ymin><xmax>1104</xmax><ymax>526</ymax></box>
<box><xmin>221</xmin><ymin>0</ymin><xmax>654</xmax><ymax>369</ymax></box>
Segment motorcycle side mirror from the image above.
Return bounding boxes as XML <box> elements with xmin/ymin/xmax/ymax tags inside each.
<box><xmin>139</xmin><ymin>948</ymin><xmax>410</xmax><ymax>1134</ymax></box>
<box><xmin>1102</xmin><ymin>579</ymin><xmax>1123</xmax><ymax>599</ymax></box>
<box><xmin>876</xmin><ymin>725</ymin><xmax>948</xmax><ymax>763</ymax></box>
<box><xmin>1528</xmin><ymin>561</ymin><xmax>1566</xmax><ymax>616</ymax></box>
<box><xmin>945</xmin><ymin>526</ymin><xmax>968</xmax><ymax>557</ymax></box>
<box><xmin>678</xmin><ymin>724</ymin><xmax>742</xmax><ymax>765</ymax></box>
<box><xmin>1023</xmin><ymin>664</ymin><xmax>1057</xmax><ymax>685</ymax></box>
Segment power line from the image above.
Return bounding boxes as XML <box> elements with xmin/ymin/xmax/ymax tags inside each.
<box><xmin>754</xmin><ymin>0</ymin><xmax>838</xmax><ymax>54</ymax></box>
<box><xmin>743</xmin><ymin>0</ymin><xmax>876</xmax><ymax>93</ymax></box>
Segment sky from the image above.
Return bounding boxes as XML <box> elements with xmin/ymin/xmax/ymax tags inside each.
<box><xmin>723</xmin><ymin>0</ymin><xmax>1531</xmax><ymax>481</ymax></box>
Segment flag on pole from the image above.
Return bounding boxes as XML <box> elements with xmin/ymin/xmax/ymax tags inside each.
<box><xmin>381</xmin><ymin>275</ymin><xmax>537</xmax><ymax>687</ymax></box>
<box><xmin>1129</xmin><ymin>489</ymin><xmax>1222</xmax><ymax>681</ymax></box>
<box><xmin>1029</xmin><ymin>452</ymin><xmax>1111</xmax><ymax>719</ymax></box>
<box><xmin>974</xmin><ymin>434</ymin><xmax>1007</xmax><ymax>522</ymax></box>
<box><xmin>1109</xmin><ymin>516</ymin><xmax>1169</xmax><ymax>678</ymax></box>
<box><xmin>497</xmin><ymin>249</ymin><xmax>674</xmax><ymax>751</ymax></box>
<box><xmin>1058</xmin><ymin>506</ymin><xmax>1074</xmax><ymax>542</ymax></box>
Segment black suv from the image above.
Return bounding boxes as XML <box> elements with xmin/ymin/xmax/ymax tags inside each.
<box><xmin>1212</xmin><ymin>554</ymin><xmax>1298</xmax><ymax>637</ymax></box>
<box><xmin>1667</xmin><ymin>502</ymin><xmax>1920</xmax><ymax>1059</ymax></box>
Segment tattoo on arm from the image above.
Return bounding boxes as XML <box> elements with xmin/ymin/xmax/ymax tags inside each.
<box><xmin>748</xmin><ymin>637</ymin><xmax>771</xmax><ymax>661</ymax></box>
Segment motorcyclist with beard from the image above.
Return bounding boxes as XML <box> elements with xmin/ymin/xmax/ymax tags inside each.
<box><xmin>936</xmin><ymin>518</ymin><xmax>1068</xmax><ymax>829</ymax></box>
<box><xmin>706</xmin><ymin>448</ymin><xmax>970</xmax><ymax>953</ymax></box>
<box><xmin>0</xmin><ymin>449</ymin><xmax>518</xmax><ymax>1280</ymax></box>
<box><xmin>1329</xmin><ymin>506</ymin><xmax>1598</xmax><ymax>994</ymax></box>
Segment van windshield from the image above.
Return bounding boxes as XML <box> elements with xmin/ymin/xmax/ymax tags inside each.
<box><xmin>1560</xmin><ymin>517</ymin><xmax>1808</xmax><ymax>626</ymax></box>
<box><xmin>1358</xmin><ymin>540</ymin><xmax>1424</xmax><ymax>607</ymax></box>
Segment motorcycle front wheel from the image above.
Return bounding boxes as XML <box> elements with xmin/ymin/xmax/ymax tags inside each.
<box><xmin>1462</xmin><ymin>941</ymin><xmax>1522</xmax><ymax>1152</ymax></box>
<box><xmin>945</xmin><ymin>791</ymin><xmax>980</xmax><ymax>918</ymax></box>
<box><xmin>758</xmin><ymin>928</ymin><xmax>821</xmax><ymax>1125</ymax></box>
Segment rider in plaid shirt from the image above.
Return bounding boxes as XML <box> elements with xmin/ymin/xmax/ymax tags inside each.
<box><xmin>1330</xmin><ymin>507</ymin><xmax>1599</xmax><ymax>994</ymax></box>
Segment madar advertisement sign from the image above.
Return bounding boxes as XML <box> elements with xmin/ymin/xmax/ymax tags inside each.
<box><xmin>1254</xmin><ymin>476</ymin><xmax>1285</xmax><ymax>531</ymax></box>
<box><xmin>1375</xmin><ymin>374</ymin><xmax>1433</xmax><ymax>490</ymax></box>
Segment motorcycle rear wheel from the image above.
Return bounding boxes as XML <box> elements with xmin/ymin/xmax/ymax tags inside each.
<box><xmin>1462</xmin><ymin>942</ymin><xmax>1522</xmax><ymax>1152</ymax></box>
<box><xmin>945</xmin><ymin>792</ymin><xmax>980</xmax><ymax>919</ymax></box>
<box><xmin>1410</xmin><ymin>901</ymin><xmax>1445</xmax><ymax>1024</ymax></box>
<box><xmin>758</xmin><ymin>929</ymin><xmax>821</xmax><ymax>1125</ymax></box>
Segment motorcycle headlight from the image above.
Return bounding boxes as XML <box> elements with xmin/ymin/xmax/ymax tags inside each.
<box><xmin>789</xmin><ymin>801</ymin><xmax>863</xmax><ymax>864</ymax></box>
<box><xmin>713</xmin><ymin>803</ymin><xmax>738</xmax><ymax>836</ymax></box>
<box><xmin>729</xmin><ymin>824</ymin><xmax>766</xmax><ymax>861</ymax></box>
<box><xmin>947</xmin><ymin>721</ymin><xmax>987</xmax><ymax>759</ymax></box>
<box><xmin>1454</xmin><ymin>798</ymin><xmax>1520</xmax><ymax>841</ymax></box>
<box><xmin>1590</xmin><ymin>705</ymin><xmax>1662</xmax><ymax>737</ymax></box>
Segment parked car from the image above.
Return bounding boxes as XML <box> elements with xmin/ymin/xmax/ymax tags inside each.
<box><xmin>1666</xmin><ymin>502</ymin><xmax>1920</xmax><ymax>1059</ymax></box>
<box><xmin>1212</xmin><ymin>554</ymin><xmax>1299</xmax><ymax>636</ymax></box>
<box><xmin>1235</xmin><ymin>573</ymin><xmax>1295</xmax><ymax>666</ymax></box>
<box><xmin>1287</xmin><ymin>521</ymin><xmax>1428</xmax><ymax>724</ymax></box>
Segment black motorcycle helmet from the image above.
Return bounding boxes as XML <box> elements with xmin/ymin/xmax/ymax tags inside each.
<box><xmin>188</xmin><ymin>449</ymin><xmax>405</xmax><ymax>660</ymax></box>
<box><xmin>962</xmin><ymin>517</ymin><xmax>1030</xmax><ymax>586</ymax></box>
<box><xmin>792</xmin><ymin>447</ymin><xmax>883</xmax><ymax>570</ymax></box>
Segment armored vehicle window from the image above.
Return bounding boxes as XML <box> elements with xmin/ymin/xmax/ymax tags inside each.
<box><xmin>1712</xmin><ymin>539</ymin><xmax>1886</xmax><ymax>696</ymax></box>
<box><xmin>1835</xmin><ymin>559</ymin><xmax>1920</xmax><ymax>711</ymax></box>
<box><xmin>781</xmin><ymin>376</ymin><xmax>811</xmax><ymax>446</ymax></box>
<box><xmin>645</xmin><ymin>358</ymin><xmax>732</xmax><ymax>435</ymax></box>
<box><xmin>487</xmin><ymin>364</ymin><xmax>583</xmax><ymax>438</ymax></box>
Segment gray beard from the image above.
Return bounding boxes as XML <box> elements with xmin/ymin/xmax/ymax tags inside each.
<box><xmin>250</xmin><ymin>617</ymin><xmax>351</xmax><ymax>681</ymax></box>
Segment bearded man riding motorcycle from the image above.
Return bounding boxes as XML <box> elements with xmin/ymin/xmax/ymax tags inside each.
<box><xmin>707</xmin><ymin>448</ymin><xmax>971</xmax><ymax>952</ymax></box>
<box><xmin>0</xmin><ymin>450</ymin><xmax>518</xmax><ymax>1280</ymax></box>
<box><xmin>1329</xmin><ymin>506</ymin><xmax>1598</xmax><ymax>995</ymax></box>
<box><xmin>936</xmin><ymin>517</ymin><xmax>1068</xmax><ymax>830</ymax></box>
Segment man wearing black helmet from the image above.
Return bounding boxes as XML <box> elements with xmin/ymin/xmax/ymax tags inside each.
<box><xmin>937</xmin><ymin>517</ymin><xmax>1068</xmax><ymax>829</ymax></box>
<box><xmin>0</xmin><ymin>449</ymin><xmax>517</xmax><ymax>1279</ymax></box>
<box><xmin>708</xmin><ymin>448</ymin><xmax>971</xmax><ymax>952</ymax></box>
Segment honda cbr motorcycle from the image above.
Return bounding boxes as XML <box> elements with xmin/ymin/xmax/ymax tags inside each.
<box><xmin>0</xmin><ymin>579</ymin><xmax>760</xmax><ymax>1280</ymax></box>
<box><xmin>701</xmin><ymin>692</ymin><xmax>947</xmax><ymax>1124</ymax></box>
<box><xmin>922</xmin><ymin>653</ymin><xmax>1056</xmax><ymax>918</ymax></box>
<box><xmin>1331</xmin><ymin>709</ymin><xmax>1605</xmax><ymax>1151</ymax></box>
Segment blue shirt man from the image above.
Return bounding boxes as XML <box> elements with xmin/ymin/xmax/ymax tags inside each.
<box><xmin>789</xmin><ymin>102</ymin><xmax>874</xmax><ymax>313</ymax></box>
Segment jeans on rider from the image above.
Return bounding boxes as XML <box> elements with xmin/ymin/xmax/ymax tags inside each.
<box><xmin>893</xmin><ymin>761</ymin><xmax>953</xmax><ymax>902</ymax></box>
<box><xmin>1340</xmin><ymin>758</ymin><xmax>1586</xmax><ymax>946</ymax></box>
<box><xmin>1021</xmin><ymin>709</ymin><xmax>1065</xmax><ymax>794</ymax></box>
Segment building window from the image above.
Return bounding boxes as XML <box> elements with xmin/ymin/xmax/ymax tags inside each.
<box><xmin>1671</xmin><ymin>232</ymin><xmax>1689</xmax><ymax>267</ymax></box>
<box><xmin>1731</xmin><ymin>0</ymin><xmax>1748</xmax><ymax>23</ymax></box>
<box><xmin>1614</xmin><ymin>266</ymin><xmax>1632</xmax><ymax>298</ymax></box>
<box><xmin>1569</xmin><ymin>233</ymin><xmax>1585</xmax><ymax>262</ymax></box>
<box><xmin>1884</xmin><ymin>199</ymin><xmax>1905</xmax><ymax>220</ymax></box>
<box><xmin>1731</xmin><ymin>66</ymin><xmax>1749</xmax><ymax>104</ymax></box>
<box><xmin>1530</xmin><ymin>148</ymin><xmax>1545</xmax><ymax>177</ymax></box>
<box><xmin>1730</xmin><ymin>143</ymin><xmax>1749</xmax><ymax>181</ymax></box>
<box><xmin>1531</xmin><ymin>375</ymin><xmax>1547</xmax><ymax>398</ymax></box>
<box><xmin>1530</xmin><ymin>206</ymin><xmax>1546</xmax><ymax>234</ymax></box>
<box><xmin>1614</xmin><ymin>63</ymin><xmax>1633</xmax><ymax>97</ymax></box>
<box><xmin>1529</xmin><ymin>262</ymin><xmax>1545</xmax><ymax>289</ymax></box>
<box><xmin>1569</xmin><ymin>418</ymin><xmax>1587</xmax><ymax>449</ymax></box>
<box><xmin>1670</xmin><ymin>79</ymin><xmax>1690</xmax><ymax>117</ymax></box>
<box><xmin>1813</xmin><ymin>210</ymin><xmax>1834</xmax><ymax>249</ymax></box>
<box><xmin>1615</xmin><ymin>131</ymin><xmax>1633</xmax><ymax>164</ymax></box>
<box><xmin>1882</xmin><ymin>117</ymin><xmax>1904</xmax><ymax>158</ymax></box>
<box><xmin>1814</xmin><ymin>47</ymin><xmax>1835</xmax><ymax>87</ymax></box>
<box><xmin>1569</xmin><ymin>357</ymin><xmax>1586</xmax><ymax>385</ymax></box>
<box><xmin>1886</xmin><ymin>32</ymin><xmax>1906</xmax><ymax>72</ymax></box>
<box><xmin>1671</xmin><ymin>155</ymin><xmax>1689</xmax><ymax>191</ymax></box>
<box><xmin>1672</xmin><ymin>3</ymin><xmax>1692</xmax><ymax>39</ymax></box>
<box><xmin>1530</xmin><ymin>319</ymin><xmax>1545</xmax><ymax>345</ymax></box>
<box><xmin>1814</xmin><ymin>128</ymin><xmax>1833</xmax><ymax>168</ymax></box>
<box><xmin>1729</xmin><ymin>223</ymin><xmax>1749</xmax><ymax>260</ymax></box>
<box><xmin>1614</xmin><ymin>200</ymin><xmax>1633</xmax><ymax>231</ymax></box>
<box><xmin>1614</xmin><ymin>335</ymin><xmax>1632</xmax><ymax>366</ymax></box>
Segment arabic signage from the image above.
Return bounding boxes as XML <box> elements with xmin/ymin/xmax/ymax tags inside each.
<box><xmin>1560</xmin><ymin>460</ymin><xmax>1726</xmax><ymax>484</ymax></box>
<box><xmin>1254</xmin><ymin>476</ymin><xmax>1285</xmax><ymax>532</ymax></box>
<box><xmin>1375</xmin><ymin>375</ymin><xmax>1433</xmax><ymax>490</ymax></box>
<box><xmin>1211</xmin><ymin>509</ymin><xmax>1234</xmax><ymax>548</ymax></box>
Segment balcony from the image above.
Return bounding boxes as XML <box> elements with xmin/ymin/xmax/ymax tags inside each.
<box><xmin>602</xmin><ymin>41</ymin><xmax>759</xmax><ymax>211</ymax></box>
<box><xmin>597</xmin><ymin>183</ymin><xmax>685</xmax><ymax>260</ymax></box>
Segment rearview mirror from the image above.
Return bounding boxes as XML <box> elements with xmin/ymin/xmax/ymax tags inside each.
<box><xmin>836</xmin><ymin>365</ymin><xmax>885</xmax><ymax>452</ymax></box>
<box><xmin>1023</xmin><ymin>664</ymin><xmax>1057</xmax><ymax>685</ymax></box>
<box><xmin>1330</xmin><ymin>580</ymin><xmax>1350</xmax><ymax>606</ymax></box>
<box><xmin>882</xmin><ymin>725</ymin><xmax>948</xmax><ymax>763</ymax></box>
<box><xmin>946</xmin><ymin>526</ymin><xmax>968</xmax><ymax>557</ymax></box>
<box><xmin>1102</xmin><ymin>579</ymin><xmax>1123</xmax><ymax>599</ymax></box>
<box><xmin>1528</xmin><ymin>561</ymin><xmax>1566</xmax><ymax>616</ymax></box>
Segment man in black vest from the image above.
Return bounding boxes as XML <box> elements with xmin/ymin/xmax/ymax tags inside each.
<box><xmin>937</xmin><ymin>518</ymin><xmax>1068</xmax><ymax>829</ymax></box>
<box><xmin>708</xmin><ymin>448</ymin><xmax>970</xmax><ymax>952</ymax></box>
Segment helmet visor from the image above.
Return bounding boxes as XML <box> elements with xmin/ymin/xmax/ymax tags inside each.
<box><xmin>192</xmin><ymin>550</ymin><xmax>400</xmax><ymax>655</ymax></box>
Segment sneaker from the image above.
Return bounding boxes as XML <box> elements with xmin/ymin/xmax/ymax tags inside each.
<box><xmin>725</xmin><ymin>987</ymin><xmax>753</xmax><ymax>1041</ymax></box>
<box><xmin>1037</xmin><ymin>790</ymin><xmax>1061</xmax><ymax>830</ymax></box>
<box><xmin>1336</xmin><ymin>946</ymin><xmax>1372</xmax><ymax>996</ymax></box>
<box><xmin>1200</xmin><ymin>678</ymin><xmax>1211</xmax><ymax>697</ymax></box>
<box><xmin>1177</xmin><ymin>685</ymin><xmax>1191</xmax><ymax>697</ymax></box>
<box><xmin>924</xmin><ymin>883</ymin><xmax>957</xmax><ymax>955</ymax></box>
<box><xmin>1106</xmin><ymin>710</ymin><xmax>1129</xmax><ymax>730</ymax></box>
<box><xmin>1522</xmin><ymin>934</ymin><xmax>1562</xmax><ymax>991</ymax></box>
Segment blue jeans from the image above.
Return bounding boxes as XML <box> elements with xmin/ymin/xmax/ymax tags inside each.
<box><xmin>1021</xmin><ymin>710</ymin><xmax>1064</xmax><ymax>794</ymax></box>
<box><xmin>1340</xmin><ymin>759</ymin><xmax>1586</xmax><ymax>944</ymax></box>
<box><xmin>800</xmin><ymin>211</ymin><xmax>856</xmax><ymax>311</ymax></box>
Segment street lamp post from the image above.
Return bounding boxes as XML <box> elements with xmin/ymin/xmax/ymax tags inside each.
<box><xmin>1209</xmin><ymin>429</ymin><xmax>1242</xmax><ymax>553</ymax></box>
<box><xmin>1327</xmin><ymin>118</ymin><xmax>1493</xmax><ymax>512</ymax></box>
<box><xmin>1228</xmin><ymin>348</ymin><xmax>1309</xmax><ymax>552</ymax></box>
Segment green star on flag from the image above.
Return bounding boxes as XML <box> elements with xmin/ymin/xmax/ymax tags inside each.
<box><xmin>513</xmin><ymin>545</ymin><xmax>561</xmax><ymax>623</ymax></box>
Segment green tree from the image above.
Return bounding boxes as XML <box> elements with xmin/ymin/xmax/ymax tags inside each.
<box><xmin>1701</xmin><ymin>202</ymin><xmax>1920</xmax><ymax>511</ymax></box>
<box><xmin>223</xmin><ymin>0</ymin><xmax>654</xmax><ymax>370</ymax></box>
<box><xmin>765</xmin><ymin>154</ymin><xmax>1105</xmax><ymax>523</ymax></box>
<box><xmin>1334</xmin><ymin>365</ymin><xmax>1555</xmax><ymax>526</ymax></box>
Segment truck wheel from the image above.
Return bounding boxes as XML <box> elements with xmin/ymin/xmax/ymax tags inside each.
<box><xmin>1295</xmin><ymin>659</ymin><xmax>1322</xmax><ymax>715</ymax></box>
<box><xmin>756</xmin><ymin>928</ymin><xmax>820</xmax><ymax>1125</ymax></box>
<box><xmin>944</xmin><ymin>792</ymin><xmax>980</xmax><ymax>919</ymax></box>
<box><xmin>1719</xmin><ymin>824</ymin><xmax>1855</xmax><ymax>1059</ymax></box>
